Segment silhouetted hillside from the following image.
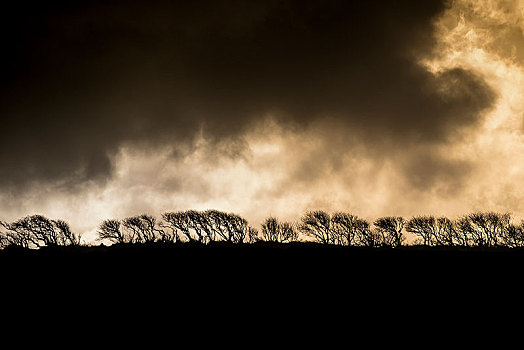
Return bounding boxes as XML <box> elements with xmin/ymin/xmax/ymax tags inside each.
<box><xmin>3</xmin><ymin>241</ymin><xmax>523</xmax><ymax>287</ymax></box>
<box><xmin>3</xmin><ymin>240</ymin><xmax>522</xmax><ymax>333</ymax></box>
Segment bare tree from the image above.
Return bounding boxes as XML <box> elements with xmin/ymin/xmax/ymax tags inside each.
<box><xmin>97</xmin><ymin>215</ymin><xmax>164</xmax><ymax>244</ymax></box>
<box><xmin>455</xmin><ymin>212</ymin><xmax>511</xmax><ymax>247</ymax></box>
<box><xmin>406</xmin><ymin>215</ymin><xmax>462</xmax><ymax>247</ymax></box>
<box><xmin>373</xmin><ymin>216</ymin><xmax>405</xmax><ymax>248</ymax></box>
<box><xmin>406</xmin><ymin>216</ymin><xmax>438</xmax><ymax>246</ymax></box>
<box><xmin>500</xmin><ymin>222</ymin><xmax>524</xmax><ymax>248</ymax></box>
<box><xmin>186</xmin><ymin>210</ymin><xmax>210</xmax><ymax>243</ymax></box>
<box><xmin>218</xmin><ymin>211</ymin><xmax>256</xmax><ymax>243</ymax></box>
<box><xmin>196</xmin><ymin>210</ymin><xmax>225</xmax><ymax>242</ymax></box>
<box><xmin>162</xmin><ymin>211</ymin><xmax>195</xmax><ymax>242</ymax></box>
<box><xmin>332</xmin><ymin>213</ymin><xmax>372</xmax><ymax>246</ymax></box>
<box><xmin>185</xmin><ymin>210</ymin><xmax>216</xmax><ymax>243</ymax></box>
<box><xmin>122</xmin><ymin>215</ymin><xmax>161</xmax><ymax>243</ymax></box>
<box><xmin>352</xmin><ymin>219</ymin><xmax>379</xmax><ymax>247</ymax></box>
<box><xmin>299</xmin><ymin>211</ymin><xmax>336</xmax><ymax>244</ymax></box>
<box><xmin>470</xmin><ymin>212</ymin><xmax>510</xmax><ymax>247</ymax></box>
<box><xmin>455</xmin><ymin>215</ymin><xmax>476</xmax><ymax>247</ymax></box>
<box><xmin>432</xmin><ymin>217</ymin><xmax>456</xmax><ymax>246</ymax></box>
<box><xmin>158</xmin><ymin>219</ymin><xmax>181</xmax><ymax>243</ymax></box>
<box><xmin>162</xmin><ymin>210</ymin><xmax>256</xmax><ymax>244</ymax></box>
<box><xmin>298</xmin><ymin>211</ymin><xmax>381</xmax><ymax>246</ymax></box>
<box><xmin>98</xmin><ymin>219</ymin><xmax>128</xmax><ymax>244</ymax></box>
<box><xmin>205</xmin><ymin>210</ymin><xmax>234</xmax><ymax>242</ymax></box>
<box><xmin>261</xmin><ymin>217</ymin><xmax>298</xmax><ymax>243</ymax></box>
<box><xmin>140</xmin><ymin>214</ymin><xmax>163</xmax><ymax>242</ymax></box>
<box><xmin>53</xmin><ymin>219</ymin><xmax>82</xmax><ymax>246</ymax></box>
<box><xmin>0</xmin><ymin>220</ymin><xmax>33</xmax><ymax>248</ymax></box>
<box><xmin>0</xmin><ymin>215</ymin><xmax>81</xmax><ymax>248</ymax></box>
<box><xmin>12</xmin><ymin>215</ymin><xmax>58</xmax><ymax>247</ymax></box>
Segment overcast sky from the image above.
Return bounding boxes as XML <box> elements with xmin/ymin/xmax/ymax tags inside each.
<box><xmin>1</xmin><ymin>0</ymin><xmax>523</xmax><ymax>242</ymax></box>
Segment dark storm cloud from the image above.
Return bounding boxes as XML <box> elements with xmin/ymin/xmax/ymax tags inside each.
<box><xmin>0</xmin><ymin>0</ymin><xmax>494</xmax><ymax>189</ymax></box>
<box><xmin>401</xmin><ymin>150</ymin><xmax>473</xmax><ymax>193</ymax></box>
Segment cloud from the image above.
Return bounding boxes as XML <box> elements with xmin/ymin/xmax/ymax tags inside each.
<box><xmin>6</xmin><ymin>0</ymin><xmax>521</xmax><ymax>245</ymax></box>
<box><xmin>0</xmin><ymin>0</ymin><xmax>494</xmax><ymax>192</ymax></box>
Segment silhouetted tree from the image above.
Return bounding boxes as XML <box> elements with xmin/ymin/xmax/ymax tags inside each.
<box><xmin>214</xmin><ymin>211</ymin><xmax>257</xmax><ymax>243</ymax></box>
<box><xmin>122</xmin><ymin>215</ymin><xmax>162</xmax><ymax>243</ymax></box>
<box><xmin>185</xmin><ymin>210</ymin><xmax>208</xmax><ymax>242</ymax></box>
<box><xmin>406</xmin><ymin>215</ymin><xmax>460</xmax><ymax>247</ymax></box>
<box><xmin>0</xmin><ymin>215</ymin><xmax>81</xmax><ymax>248</ymax></box>
<box><xmin>454</xmin><ymin>216</ymin><xmax>473</xmax><ymax>247</ymax></box>
<box><xmin>455</xmin><ymin>212</ymin><xmax>511</xmax><ymax>247</ymax></box>
<box><xmin>299</xmin><ymin>211</ymin><xmax>336</xmax><ymax>244</ymax></box>
<box><xmin>183</xmin><ymin>210</ymin><xmax>217</xmax><ymax>243</ymax></box>
<box><xmin>162</xmin><ymin>211</ymin><xmax>194</xmax><ymax>242</ymax></box>
<box><xmin>353</xmin><ymin>220</ymin><xmax>380</xmax><ymax>247</ymax></box>
<box><xmin>162</xmin><ymin>210</ymin><xmax>256</xmax><ymax>244</ymax></box>
<box><xmin>0</xmin><ymin>220</ymin><xmax>33</xmax><ymax>248</ymax></box>
<box><xmin>331</xmin><ymin>213</ymin><xmax>373</xmax><ymax>246</ymax></box>
<box><xmin>204</xmin><ymin>210</ymin><xmax>236</xmax><ymax>242</ymax></box>
<box><xmin>261</xmin><ymin>217</ymin><xmax>298</xmax><ymax>243</ymax></box>
<box><xmin>5</xmin><ymin>209</ymin><xmax>524</xmax><ymax>250</ymax></box>
<box><xmin>13</xmin><ymin>215</ymin><xmax>57</xmax><ymax>247</ymax></box>
<box><xmin>158</xmin><ymin>218</ymin><xmax>181</xmax><ymax>243</ymax></box>
<box><xmin>97</xmin><ymin>215</ymin><xmax>165</xmax><ymax>244</ymax></box>
<box><xmin>373</xmin><ymin>216</ymin><xmax>405</xmax><ymax>247</ymax></box>
<box><xmin>432</xmin><ymin>217</ymin><xmax>456</xmax><ymax>246</ymax></box>
<box><xmin>98</xmin><ymin>219</ymin><xmax>128</xmax><ymax>244</ymax></box>
<box><xmin>471</xmin><ymin>212</ymin><xmax>510</xmax><ymax>247</ymax></box>
<box><xmin>500</xmin><ymin>222</ymin><xmax>524</xmax><ymax>248</ymax></box>
<box><xmin>331</xmin><ymin>213</ymin><xmax>355</xmax><ymax>245</ymax></box>
<box><xmin>406</xmin><ymin>216</ymin><xmax>438</xmax><ymax>246</ymax></box>
<box><xmin>53</xmin><ymin>219</ymin><xmax>82</xmax><ymax>246</ymax></box>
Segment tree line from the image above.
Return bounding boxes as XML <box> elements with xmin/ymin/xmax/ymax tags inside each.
<box><xmin>1</xmin><ymin>210</ymin><xmax>524</xmax><ymax>249</ymax></box>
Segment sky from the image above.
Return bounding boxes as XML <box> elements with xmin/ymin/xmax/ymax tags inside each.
<box><xmin>1</xmin><ymin>0</ymin><xmax>523</xmax><ymax>242</ymax></box>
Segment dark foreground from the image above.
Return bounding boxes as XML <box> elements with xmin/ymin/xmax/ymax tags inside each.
<box><xmin>2</xmin><ymin>242</ymin><xmax>523</xmax><ymax>287</ymax></box>
<box><xmin>2</xmin><ymin>242</ymin><xmax>522</xmax><ymax>336</ymax></box>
